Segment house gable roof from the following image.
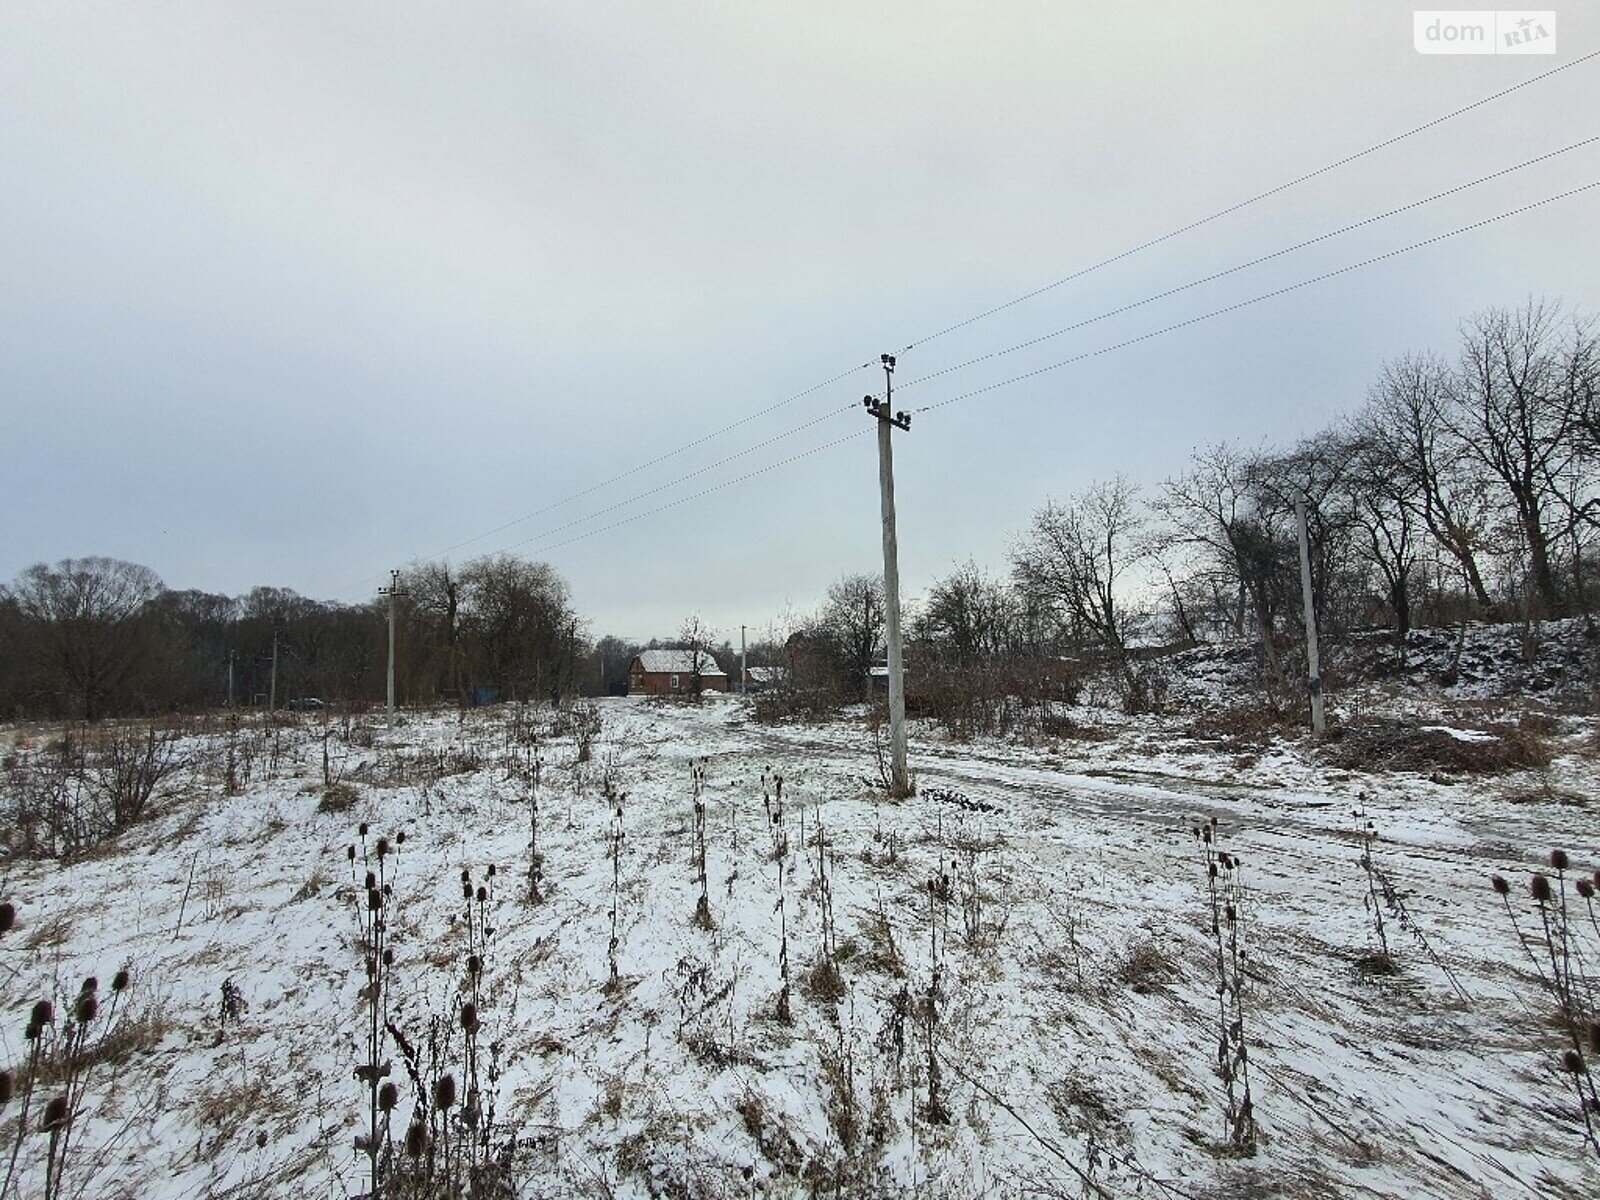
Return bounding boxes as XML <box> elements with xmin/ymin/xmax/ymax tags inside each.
<box><xmin>633</xmin><ymin>649</ymin><xmax>726</xmax><ymax>676</ymax></box>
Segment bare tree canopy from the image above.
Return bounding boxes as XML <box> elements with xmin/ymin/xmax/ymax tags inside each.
<box><xmin>13</xmin><ymin>557</ymin><xmax>164</xmax><ymax>719</ymax></box>
<box><xmin>1449</xmin><ymin>300</ymin><xmax>1598</xmax><ymax>615</ymax></box>
<box><xmin>1012</xmin><ymin>476</ymin><xmax>1144</xmax><ymax>655</ymax></box>
<box><xmin>812</xmin><ymin>573</ymin><xmax>886</xmax><ymax>693</ymax></box>
<box><xmin>917</xmin><ymin>561</ymin><xmax>1018</xmax><ymax>668</ymax></box>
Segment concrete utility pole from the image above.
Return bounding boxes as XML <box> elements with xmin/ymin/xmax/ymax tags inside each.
<box><xmin>268</xmin><ymin>629</ymin><xmax>279</xmax><ymax>714</ymax></box>
<box><xmin>1294</xmin><ymin>492</ymin><xmax>1326</xmax><ymax>734</ymax></box>
<box><xmin>740</xmin><ymin>625</ymin><xmax>747</xmax><ymax>694</ymax></box>
<box><xmin>379</xmin><ymin>569</ymin><xmax>409</xmax><ymax>728</ymax></box>
<box><xmin>864</xmin><ymin>354</ymin><xmax>913</xmax><ymax>797</ymax></box>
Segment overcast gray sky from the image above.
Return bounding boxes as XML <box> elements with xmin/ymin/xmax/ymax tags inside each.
<box><xmin>2</xmin><ymin>2</ymin><xmax>1596</xmax><ymax>640</ymax></box>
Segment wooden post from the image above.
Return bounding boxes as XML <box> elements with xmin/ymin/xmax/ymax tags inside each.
<box><xmin>866</xmin><ymin>354</ymin><xmax>912</xmax><ymax>796</ymax></box>
<box><xmin>1294</xmin><ymin>493</ymin><xmax>1326</xmax><ymax>734</ymax></box>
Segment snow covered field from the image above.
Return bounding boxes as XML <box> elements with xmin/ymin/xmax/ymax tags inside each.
<box><xmin>2</xmin><ymin>686</ymin><xmax>1599</xmax><ymax>1199</ymax></box>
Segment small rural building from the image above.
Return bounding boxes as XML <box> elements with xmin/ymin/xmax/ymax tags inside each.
<box><xmin>743</xmin><ymin>665</ymin><xmax>787</xmax><ymax>692</ymax></box>
<box><xmin>627</xmin><ymin>650</ymin><xmax>729</xmax><ymax>696</ymax></box>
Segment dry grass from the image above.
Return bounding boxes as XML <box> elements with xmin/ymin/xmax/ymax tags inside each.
<box><xmin>26</xmin><ymin>1002</ymin><xmax>171</xmax><ymax>1088</ymax></box>
<box><xmin>287</xmin><ymin>865</ymin><xmax>332</xmax><ymax>904</ymax></box>
<box><xmin>1117</xmin><ymin>937</ymin><xmax>1181</xmax><ymax>994</ymax></box>
<box><xmin>316</xmin><ymin>782</ymin><xmax>360</xmax><ymax>814</ymax></box>
<box><xmin>1186</xmin><ymin>701</ymin><xmax>1298</xmax><ymax>749</ymax></box>
<box><xmin>1319</xmin><ymin>720</ymin><xmax>1551</xmax><ymax>775</ymax></box>
<box><xmin>24</xmin><ymin>911</ymin><xmax>74</xmax><ymax>950</ymax></box>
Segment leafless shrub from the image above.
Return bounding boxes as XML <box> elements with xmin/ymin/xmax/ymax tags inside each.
<box><xmin>2</xmin><ymin>724</ymin><xmax>183</xmax><ymax>856</ymax></box>
<box><xmin>1187</xmin><ymin>700</ymin><xmax>1297</xmax><ymax>748</ymax></box>
<box><xmin>566</xmin><ymin>703</ymin><xmax>601</xmax><ymax>764</ymax></box>
<box><xmin>605</xmin><ymin>794</ymin><xmax>625</xmax><ymax>994</ymax></box>
<box><xmin>1</xmin><ymin>740</ymin><xmax>85</xmax><ymax>857</ymax></box>
<box><xmin>916</xmin><ymin>875</ymin><xmax>948</xmax><ymax>1125</ymax></box>
<box><xmin>318</xmin><ymin>781</ymin><xmax>360</xmax><ymax>814</ymax></box>
<box><xmin>1322</xmin><ymin>720</ymin><xmax>1550</xmax><ymax>774</ymax></box>
<box><xmin>1116</xmin><ymin>938</ymin><xmax>1178</xmax><ymax>994</ymax></box>
<box><xmin>526</xmin><ymin>756</ymin><xmax>545</xmax><ymax>905</ymax></box>
<box><xmin>765</xmin><ymin>772</ymin><xmax>793</xmax><ymax>1022</ymax></box>
<box><xmin>689</xmin><ymin>758</ymin><xmax>712</xmax><ymax>930</ymax></box>
<box><xmin>752</xmin><ymin>685</ymin><xmax>848</xmax><ymax>724</ymax></box>
<box><xmin>807</xmin><ymin>811</ymin><xmax>842</xmax><ymax>1000</ymax></box>
<box><xmin>349</xmin><ymin>823</ymin><xmax>405</xmax><ymax>1197</ymax></box>
<box><xmin>384</xmin><ymin>863</ymin><xmax>518</xmax><ymax>1200</ymax></box>
<box><xmin>956</xmin><ymin>845</ymin><xmax>1009</xmax><ymax>949</ymax></box>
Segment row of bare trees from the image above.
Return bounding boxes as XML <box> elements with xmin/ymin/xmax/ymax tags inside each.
<box><xmin>0</xmin><ymin>554</ymin><xmax>587</xmax><ymax>720</ymax></box>
<box><xmin>774</xmin><ymin>301</ymin><xmax>1598</xmax><ymax>716</ymax></box>
<box><xmin>1158</xmin><ymin>300</ymin><xmax>1599</xmax><ymax>671</ymax></box>
<box><xmin>395</xmin><ymin>556</ymin><xmax>587</xmax><ymax>706</ymax></box>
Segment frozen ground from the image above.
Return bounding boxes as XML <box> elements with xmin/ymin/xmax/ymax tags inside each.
<box><xmin>2</xmin><ymin>673</ymin><xmax>1599</xmax><ymax>1199</ymax></box>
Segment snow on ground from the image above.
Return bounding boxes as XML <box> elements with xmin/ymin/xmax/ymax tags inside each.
<box><xmin>2</xmin><ymin>676</ymin><xmax>1599</xmax><ymax>1199</ymax></box>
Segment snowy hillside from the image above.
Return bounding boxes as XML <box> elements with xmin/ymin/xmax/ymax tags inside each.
<box><xmin>2</xmin><ymin>671</ymin><xmax>1599</xmax><ymax>1198</ymax></box>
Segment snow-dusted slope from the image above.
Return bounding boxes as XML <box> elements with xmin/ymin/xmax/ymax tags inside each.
<box><xmin>1</xmin><ymin>694</ymin><xmax>1596</xmax><ymax>1198</ymax></box>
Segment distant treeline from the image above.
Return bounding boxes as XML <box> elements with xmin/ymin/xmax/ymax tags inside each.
<box><xmin>0</xmin><ymin>554</ymin><xmax>588</xmax><ymax>721</ymax></box>
<box><xmin>763</xmin><ymin>299</ymin><xmax>1600</xmax><ymax>720</ymax></box>
<box><xmin>6</xmin><ymin>300</ymin><xmax>1595</xmax><ymax>722</ymax></box>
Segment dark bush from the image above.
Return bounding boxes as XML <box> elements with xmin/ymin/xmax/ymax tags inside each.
<box><xmin>1319</xmin><ymin>720</ymin><xmax>1550</xmax><ymax>774</ymax></box>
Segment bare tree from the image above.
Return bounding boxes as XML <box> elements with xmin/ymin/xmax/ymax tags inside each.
<box><xmin>1011</xmin><ymin>476</ymin><xmax>1143</xmax><ymax>656</ymax></box>
<box><xmin>1359</xmin><ymin>353</ymin><xmax>1496</xmax><ymax>614</ymax></box>
<box><xmin>1450</xmin><ymin>301</ymin><xmax>1593</xmax><ymax>616</ymax></box>
<box><xmin>456</xmin><ymin>555</ymin><xmax>585</xmax><ymax>704</ymax></box>
<box><xmin>1338</xmin><ymin>425</ymin><xmax>1420</xmax><ymax>646</ymax></box>
<box><xmin>814</xmin><ymin>574</ymin><xmax>885</xmax><ymax>696</ymax></box>
<box><xmin>916</xmin><ymin>561</ymin><xmax>1017</xmax><ymax>668</ymax></box>
<box><xmin>401</xmin><ymin>561</ymin><xmax>467</xmax><ymax>703</ymax></box>
<box><xmin>12</xmin><ymin>558</ymin><xmax>164</xmax><ymax>719</ymax></box>
<box><xmin>678</xmin><ymin>614</ymin><xmax>718</xmax><ymax>697</ymax></box>
<box><xmin>1155</xmin><ymin>446</ymin><xmax>1290</xmax><ymax>688</ymax></box>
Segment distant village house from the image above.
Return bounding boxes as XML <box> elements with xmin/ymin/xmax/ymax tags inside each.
<box><xmin>627</xmin><ymin>650</ymin><xmax>729</xmax><ymax>696</ymax></box>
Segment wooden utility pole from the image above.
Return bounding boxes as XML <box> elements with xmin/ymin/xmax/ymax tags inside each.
<box><xmin>864</xmin><ymin>353</ymin><xmax>912</xmax><ymax>797</ymax></box>
<box><xmin>268</xmin><ymin>629</ymin><xmax>279</xmax><ymax>713</ymax></box>
<box><xmin>379</xmin><ymin>570</ymin><xmax>408</xmax><ymax>728</ymax></box>
<box><xmin>227</xmin><ymin>649</ymin><xmax>236</xmax><ymax>709</ymax></box>
<box><xmin>1294</xmin><ymin>493</ymin><xmax>1326</xmax><ymax>734</ymax></box>
<box><xmin>740</xmin><ymin>625</ymin><xmax>747</xmax><ymax>694</ymax></box>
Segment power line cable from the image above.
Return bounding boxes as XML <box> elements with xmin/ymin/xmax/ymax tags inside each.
<box><xmin>339</xmin><ymin>53</ymin><xmax>1597</xmax><ymax>594</ymax></box>
<box><xmin>480</xmin><ymin>403</ymin><xmax>859</xmax><ymax>556</ymax></box>
<box><xmin>334</xmin><ymin>361</ymin><xmax>873</xmax><ymax>594</ymax></box>
<box><xmin>913</xmin><ymin>180</ymin><xmax>1600</xmax><ymax>415</ymax></box>
<box><xmin>895</xmin><ymin>48</ymin><xmax>1600</xmax><ymax>354</ymax></box>
<box><xmin>509</xmin><ymin>426</ymin><xmax>875</xmax><ymax>558</ymax></box>
<box><xmin>890</xmin><ymin>137</ymin><xmax>1597</xmax><ymax>396</ymax></box>
<box><xmin>505</xmin><ymin>181</ymin><xmax>1597</xmax><ymax>559</ymax></box>
<box><xmin>465</xmin><ymin>141</ymin><xmax>1594</xmax><ymax>562</ymax></box>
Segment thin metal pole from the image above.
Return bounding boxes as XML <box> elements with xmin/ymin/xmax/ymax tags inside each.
<box><xmin>1295</xmin><ymin>494</ymin><xmax>1326</xmax><ymax>734</ymax></box>
<box><xmin>386</xmin><ymin>569</ymin><xmax>398</xmax><ymax>728</ymax></box>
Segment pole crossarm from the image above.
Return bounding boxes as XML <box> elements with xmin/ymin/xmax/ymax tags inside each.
<box><xmin>862</xmin><ymin>395</ymin><xmax>913</xmax><ymax>431</ymax></box>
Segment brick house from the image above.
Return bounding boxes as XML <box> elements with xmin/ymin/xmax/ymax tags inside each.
<box><xmin>627</xmin><ymin>649</ymin><xmax>729</xmax><ymax>696</ymax></box>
